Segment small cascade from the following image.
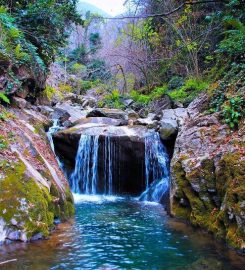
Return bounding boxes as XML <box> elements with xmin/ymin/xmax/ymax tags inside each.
<box><xmin>47</xmin><ymin>119</ymin><xmax>61</xmax><ymax>153</ymax></box>
<box><xmin>70</xmin><ymin>135</ymin><xmax>100</xmax><ymax>194</ymax></box>
<box><xmin>47</xmin><ymin>119</ymin><xmax>64</xmax><ymax>170</ymax></box>
<box><xmin>139</xmin><ymin>132</ymin><xmax>170</xmax><ymax>203</ymax></box>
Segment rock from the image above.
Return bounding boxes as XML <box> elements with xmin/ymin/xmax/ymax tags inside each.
<box><xmin>138</xmin><ymin>108</ymin><xmax>149</xmax><ymax>118</ymax></box>
<box><xmin>52</xmin><ymin>108</ymin><xmax>71</xmax><ymax>123</ymax></box>
<box><xmin>54</xmin><ymin>102</ymin><xmax>87</xmax><ymax>124</ymax></box>
<box><xmin>12</xmin><ymin>96</ymin><xmax>27</xmax><ymax>109</ymax></box>
<box><xmin>148</xmin><ymin>95</ymin><xmax>172</xmax><ymax>114</ymax></box>
<box><xmin>73</xmin><ymin>117</ymin><xmax>124</xmax><ymax>127</ymax></box>
<box><xmin>170</xmin><ymin>94</ymin><xmax>245</xmax><ymax>252</ymax></box>
<box><xmin>7</xmin><ymin>231</ymin><xmax>21</xmax><ymax>241</ymax></box>
<box><xmin>126</xmin><ymin>109</ymin><xmax>139</xmax><ymax>119</ymax></box>
<box><xmin>120</xmin><ymin>98</ymin><xmax>134</xmax><ymax>107</ymax></box>
<box><xmin>86</xmin><ymin>108</ymin><xmax>127</xmax><ymax>120</ymax></box>
<box><xmin>159</xmin><ymin>119</ymin><xmax>178</xmax><ymax>140</ymax></box>
<box><xmin>16</xmin><ymin>85</ymin><xmax>29</xmax><ymax>99</ymax></box>
<box><xmin>37</xmin><ymin>106</ymin><xmax>54</xmax><ymax>117</ymax></box>
<box><xmin>30</xmin><ymin>232</ymin><xmax>43</xmax><ymax>241</ymax></box>
<box><xmin>53</xmin><ymin>124</ymin><xmax>149</xmax><ymax>195</ymax></box>
<box><xmin>0</xmin><ymin>106</ymin><xmax>74</xmax><ymax>244</ymax></box>
<box><xmin>160</xmin><ymin>108</ymin><xmax>188</xmax><ymax>129</ymax></box>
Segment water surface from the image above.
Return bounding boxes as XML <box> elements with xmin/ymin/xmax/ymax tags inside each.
<box><xmin>0</xmin><ymin>196</ymin><xmax>244</xmax><ymax>270</ymax></box>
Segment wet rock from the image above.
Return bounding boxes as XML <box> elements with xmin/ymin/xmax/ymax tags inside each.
<box><xmin>53</xmin><ymin>124</ymin><xmax>149</xmax><ymax>195</ymax></box>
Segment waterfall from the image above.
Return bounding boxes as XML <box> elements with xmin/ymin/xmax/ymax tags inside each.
<box><xmin>70</xmin><ymin>135</ymin><xmax>115</xmax><ymax>195</ymax></box>
<box><xmin>67</xmin><ymin>131</ymin><xmax>169</xmax><ymax>203</ymax></box>
<box><xmin>70</xmin><ymin>135</ymin><xmax>99</xmax><ymax>194</ymax></box>
<box><xmin>139</xmin><ymin>132</ymin><xmax>170</xmax><ymax>203</ymax></box>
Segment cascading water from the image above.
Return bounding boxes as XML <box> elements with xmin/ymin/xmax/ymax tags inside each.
<box><xmin>70</xmin><ymin>131</ymin><xmax>169</xmax><ymax>203</ymax></box>
<box><xmin>139</xmin><ymin>132</ymin><xmax>170</xmax><ymax>202</ymax></box>
<box><xmin>70</xmin><ymin>135</ymin><xmax>99</xmax><ymax>194</ymax></box>
<box><xmin>47</xmin><ymin>119</ymin><xmax>65</xmax><ymax>170</ymax></box>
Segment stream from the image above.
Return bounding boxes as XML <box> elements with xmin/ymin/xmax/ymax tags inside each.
<box><xmin>0</xmin><ymin>195</ymin><xmax>245</xmax><ymax>269</ymax></box>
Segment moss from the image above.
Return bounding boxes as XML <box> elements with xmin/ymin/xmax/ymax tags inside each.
<box><xmin>172</xmin><ymin>151</ymin><xmax>245</xmax><ymax>251</ymax></box>
<box><xmin>0</xmin><ymin>160</ymin><xmax>74</xmax><ymax>241</ymax></box>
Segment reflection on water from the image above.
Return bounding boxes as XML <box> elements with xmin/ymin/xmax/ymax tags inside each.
<box><xmin>0</xmin><ymin>197</ymin><xmax>244</xmax><ymax>270</ymax></box>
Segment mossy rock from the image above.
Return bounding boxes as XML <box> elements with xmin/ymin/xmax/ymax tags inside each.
<box><xmin>0</xmin><ymin>160</ymin><xmax>74</xmax><ymax>241</ymax></box>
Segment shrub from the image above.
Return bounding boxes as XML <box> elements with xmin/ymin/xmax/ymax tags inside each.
<box><xmin>130</xmin><ymin>90</ymin><xmax>151</xmax><ymax>105</ymax></box>
<box><xmin>44</xmin><ymin>86</ymin><xmax>56</xmax><ymax>101</ymax></box>
<box><xmin>222</xmin><ymin>96</ymin><xmax>244</xmax><ymax>129</ymax></box>
<box><xmin>59</xmin><ymin>84</ymin><xmax>72</xmax><ymax>93</ymax></box>
<box><xmin>168</xmin><ymin>78</ymin><xmax>208</xmax><ymax>105</ymax></box>
<box><xmin>104</xmin><ymin>89</ymin><xmax>125</xmax><ymax>109</ymax></box>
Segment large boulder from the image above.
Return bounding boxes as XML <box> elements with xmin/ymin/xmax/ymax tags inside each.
<box><xmin>170</xmin><ymin>94</ymin><xmax>245</xmax><ymax>252</ymax></box>
<box><xmin>53</xmin><ymin>124</ymin><xmax>149</xmax><ymax>195</ymax></box>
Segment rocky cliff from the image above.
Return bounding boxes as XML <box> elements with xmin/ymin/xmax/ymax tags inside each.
<box><xmin>0</xmin><ymin>105</ymin><xmax>74</xmax><ymax>243</ymax></box>
<box><xmin>170</xmin><ymin>94</ymin><xmax>245</xmax><ymax>252</ymax></box>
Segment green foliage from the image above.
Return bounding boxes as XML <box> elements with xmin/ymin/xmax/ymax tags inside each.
<box><xmin>168</xmin><ymin>78</ymin><xmax>208</xmax><ymax>105</ymax></box>
<box><xmin>104</xmin><ymin>89</ymin><xmax>125</xmax><ymax>109</ymax></box>
<box><xmin>217</xmin><ymin>19</ymin><xmax>245</xmax><ymax>59</ymax></box>
<box><xmin>168</xmin><ymin>76</ymin><xmax>184</xmax><ymax>90</ymax></box>
<box><xmin>71</xmin><ymin>63</ymin><xmax>87</xmax><ymax>74</ymax></box>
<box><xmin>44</xmin><ymin>85</ymin><xmax>56</xmax><ymax>101</ymax></box>
<box><xmin>130</xmin><ymin>90</ymin><xmax>151</xmax><ymax>105</ymax></box>
<box><xmin>0</xmin><ymin>92</ymin><xmax>10</xmax><ymax>104</ymax></box>
<box><xmin>209</xmin><ymin>64</ymin><xmax>245</xmax><ymax>129</ymax></box>
<box><xmin>222</xmin><ymin>96</ymin><xmax>244</xmax><ymax>129</ymax></box>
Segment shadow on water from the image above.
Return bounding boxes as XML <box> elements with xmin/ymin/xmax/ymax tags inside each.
<box><xmin>0</xmin><ymin>197</ymin><xmax>245</xmax><ymax>270</ymax></box>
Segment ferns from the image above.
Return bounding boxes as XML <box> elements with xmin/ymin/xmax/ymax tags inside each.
<box><xmin>0</xmin><ymin>93</ymin><xmax>10</xmax><ymax>104</ymax></box>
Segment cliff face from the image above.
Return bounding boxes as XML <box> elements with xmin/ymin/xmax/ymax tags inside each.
<box><xmin>170</xmin><ymin>94</ymin><xmax>245</xmax><ymax>252</ymax></box>
<box><xmin>0</xmin><ymin>105</ymin><xmax>74</xmax><ymax>243</ymax></box>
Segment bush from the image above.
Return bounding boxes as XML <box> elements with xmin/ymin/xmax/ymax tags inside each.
<box><xmin>222</xmin><ymin>96</ymin><xmax>244</xmax><ymax>129</ymax></box>
<box><xmin>104</xmin><ymin>89</ymin><xmax>125</xmax><ymax>109</ymax></box>
<box><xmin>168</xmin><ymin>78</ymin><xmax>208</xmax><ymax>105</ymax></box>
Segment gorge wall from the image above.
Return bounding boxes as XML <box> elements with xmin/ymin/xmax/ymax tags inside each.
<box><xmin>171</xmin><ymin>94</ymin><xmax>245</xmax><ymax>252</ymax></box>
